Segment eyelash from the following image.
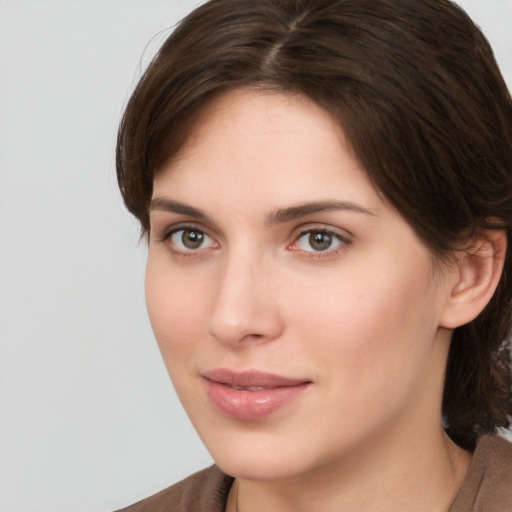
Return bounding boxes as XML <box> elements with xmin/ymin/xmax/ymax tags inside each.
<box><xmin>289</xmin><ymin>227</ymin><xmax>352</xmax><ymax>258</ymax></box>
<box><xmin>158</xmin><ymin>224</ymin><xmax>217</xmax><ymax>257</ymax></box>
<box><xmin>156</xmin><ymin>224</ymin><xmax>352</xmax><ymax>258</ymax></box>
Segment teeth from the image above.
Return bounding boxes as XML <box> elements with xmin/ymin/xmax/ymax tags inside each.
<box><xmin>231</xmin><ymin>385</ymin><xmax>266</xmax><ymax>391</ymax></box>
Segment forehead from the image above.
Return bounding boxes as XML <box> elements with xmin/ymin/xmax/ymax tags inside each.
<box><xmin>153</xmin><ymin>89</ymin><xmax>381</xmax><ymax>213</ymax></box>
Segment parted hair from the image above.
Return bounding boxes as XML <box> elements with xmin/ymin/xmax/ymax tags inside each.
<box><xmin>116</xmin><ymin>0</ymin><xmax>512</xmax><ymax>450</ymax></box>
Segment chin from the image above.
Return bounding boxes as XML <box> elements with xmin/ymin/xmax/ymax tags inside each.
<box><xmin>193</xmin><ymin>417</ymin><xmax>336</xmax><ymax>482</ymax></box>
<box><xmin>214</xmin><ymin>449</ymin><xmax>310</xmax><ymax>481</ymax></box>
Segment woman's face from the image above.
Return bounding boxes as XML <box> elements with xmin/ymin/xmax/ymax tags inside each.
<box><xmin>146</xmin><ymin>90</ymin><xmax>456</xmax><ymax>480</ymax></box>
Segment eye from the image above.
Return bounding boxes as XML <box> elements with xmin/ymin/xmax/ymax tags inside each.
<box><xmin>293</xmin><ymin>229</ymin><xmax>348</xmax><ymax>253</ymax></box>
<box><xmin>168</xmin><ymin>228</ymin><xmax>216</xmax><ymax>252</ymax></box>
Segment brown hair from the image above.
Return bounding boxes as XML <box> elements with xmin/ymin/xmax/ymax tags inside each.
<box><xmin>116</xmin><ymin>0</ymin><xmax>512</xmax><ymax>450</ymax></box>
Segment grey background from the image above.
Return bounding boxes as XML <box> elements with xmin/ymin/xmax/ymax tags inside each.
<box><xmin>0</xmin><ymin>1</ymin><xmax>511</xmax><ymax>511</ymax></box>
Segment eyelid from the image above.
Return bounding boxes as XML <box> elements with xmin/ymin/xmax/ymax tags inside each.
<box><xmin>291</xmin><ymin>223</ymin><xmax>353</xmax><ymax>241</ymax></box>
<box><xmin>156</xmin><ymin>222</ymin><xmax>219</xmax><ymax>257</ymax></box>
<box><xmin>288</xmin><ymin>224</ymin><xmax>353</xmax><ymax>255</ymax></box>
<box><xmin>157</xmin><ymin>222</ymin><xmax>210</xmax><ymax>242</ymax></box>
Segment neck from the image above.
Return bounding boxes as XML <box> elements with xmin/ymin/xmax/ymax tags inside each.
<box><xmin>228</xmin><ymin>424</ymin><xmax>472</xmax><ymax>512</ymax></box>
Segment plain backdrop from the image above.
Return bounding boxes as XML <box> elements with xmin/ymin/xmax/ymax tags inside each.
<box><xmin>0</xmin><ymin>1</ymin><xmax>511</xmax><ymax>511</ymax></box>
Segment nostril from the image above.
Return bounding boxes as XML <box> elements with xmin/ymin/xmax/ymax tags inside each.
<box><xmin>207</xmin><ymin>309</ymin><xmax>284</xmax><ymax>347</ymax></box>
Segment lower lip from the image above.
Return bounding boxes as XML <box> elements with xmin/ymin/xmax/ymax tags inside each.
<box><xmin>205</xmin><ymin>379</ymin><xmax>310</xmax><ymax>421</ymax></box>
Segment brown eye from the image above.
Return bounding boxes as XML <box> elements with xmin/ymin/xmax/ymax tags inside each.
<box><xmin>308</xmin><ymin>232</ymin><xmax>332</xmax><ymax>251</ymax></box>
<box><xmin>181</xmin><ymin>229</ymin><xmax>204</xmax><ymax>249</ymax></box>
<box><xmin>295</xmin><ymin>229</ymin><xmax>346</xmax><ymax>253</ymax></box>
<box><xmin>169</xmin><ymin>228</ymin><xmax>214</xmax><ymax>252</ymax></box>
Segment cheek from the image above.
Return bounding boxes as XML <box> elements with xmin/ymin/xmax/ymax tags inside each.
<box><xmin>145</xmin><ymin>257</ymin><xmax>209</xmax><ymax>362</ymax></box>
<box><xmin>286</xmin><ymin>255</ymin><xmax>438</xmax><ymax>389</ymax></box>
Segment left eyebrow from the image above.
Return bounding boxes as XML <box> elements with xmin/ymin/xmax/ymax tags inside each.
<box><xmin>266</xmin><ymin>200</ymin><xmax>376</xmax><ymax>225</ymax></box>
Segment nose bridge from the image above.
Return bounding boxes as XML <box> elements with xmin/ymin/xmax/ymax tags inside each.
<box><xmin>207</xmin><ymin>245</ymin><xmax>282</xmax><ymax>346</ymax></box>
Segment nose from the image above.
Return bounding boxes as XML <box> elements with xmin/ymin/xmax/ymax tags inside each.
<box><xmin>206</xmin><ymin>251</ymin><xmax>284</xmax><ymax>347</ymax></box>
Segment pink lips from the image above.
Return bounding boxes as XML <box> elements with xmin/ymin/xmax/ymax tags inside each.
<box><xmin>203</xmin><ymin>369</ymin><xmax>311</xmax><ymax>421</ymax></box>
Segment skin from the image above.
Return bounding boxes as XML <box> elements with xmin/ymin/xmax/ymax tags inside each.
<box><xmin>145</xmin><ymin>90</ymin><xmax>477</xmax><ymax>512</ymax></box>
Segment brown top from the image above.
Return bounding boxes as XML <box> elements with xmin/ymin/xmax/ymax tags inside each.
<box><xmin>115</xmin><ymin>466</ymin><xmax>233</xmax><ymax>512</ymax></box>
<box><xmin>449</xmin><ymin>435</ymin><xmax>512</xmax><ymax>512</ymax></box>
<box><xmin>115</xmin><ymin>435</ymin><xmax>512</xmax><ymax>512</ymax></box>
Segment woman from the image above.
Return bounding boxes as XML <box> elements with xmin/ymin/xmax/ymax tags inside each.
<box><xmin>115</xmin><ymin>0</ymin><xmax>512</xmax><ymax>510</ymax></box>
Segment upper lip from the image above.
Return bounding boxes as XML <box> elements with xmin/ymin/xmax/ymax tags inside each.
<box><xmin>203</xmin><ymin>368</ymin><xmax>311</xmax><ymax>388</ymax></box>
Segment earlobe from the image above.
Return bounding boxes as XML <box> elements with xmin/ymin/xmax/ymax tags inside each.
<box><xmin>439</xmin><ymin>229</ymin><xmax>507</xmax><ymax>329</ymax></box>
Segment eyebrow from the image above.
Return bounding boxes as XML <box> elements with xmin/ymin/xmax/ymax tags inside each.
<box><xmin>265</xmin><ymin>200</ymin><xmax>376</xmax><ymax>225</ymax></box>
<box><xmin>149</xmin><ymin>197</ymin><xmax>375</xmax><ymax>224</ymax></box>
<box><xmin>149</xmin><ymin>197</ymin><xmax>209</xmax><ymax>220</ymax></box>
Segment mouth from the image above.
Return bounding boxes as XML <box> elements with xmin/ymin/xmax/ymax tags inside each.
<box><xmin>202</xmin><ymin>369</ymin><xmax>312</xmax><ymax>421</ymax></box>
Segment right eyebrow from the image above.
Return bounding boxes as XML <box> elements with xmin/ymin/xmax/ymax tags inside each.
<box><xmin>149</xmin><ymin>197</ymin><xmax>210</xmax><ymax>220</ymax></box>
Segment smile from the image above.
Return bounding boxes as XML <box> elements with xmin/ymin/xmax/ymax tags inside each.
<box><xmin>202</xmin><ymin>369</ymin><xmax>312</xmax><ymax>421</ymax></box>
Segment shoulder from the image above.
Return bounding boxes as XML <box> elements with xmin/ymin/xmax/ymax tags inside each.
<box><xmin>114</xmin><ymin>465</ymin><xmax>234</xmax><ymax>512</ymax></box>
<box><xmin>450</xmin><ymin>435</ymin><xmax>512</xmax><ymax>512</ymax></box>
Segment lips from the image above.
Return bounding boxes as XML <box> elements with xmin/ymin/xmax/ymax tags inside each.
<box><xmin>203</xmin><ymin>369</ymin><xmax>311</xmax><ymax>421</ymax></box>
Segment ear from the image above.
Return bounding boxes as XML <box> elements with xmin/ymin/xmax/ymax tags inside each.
<box><xmin>439</xmin><ymin>229</ymin><xmax>507</xmax><ymax>329</ymax></box>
